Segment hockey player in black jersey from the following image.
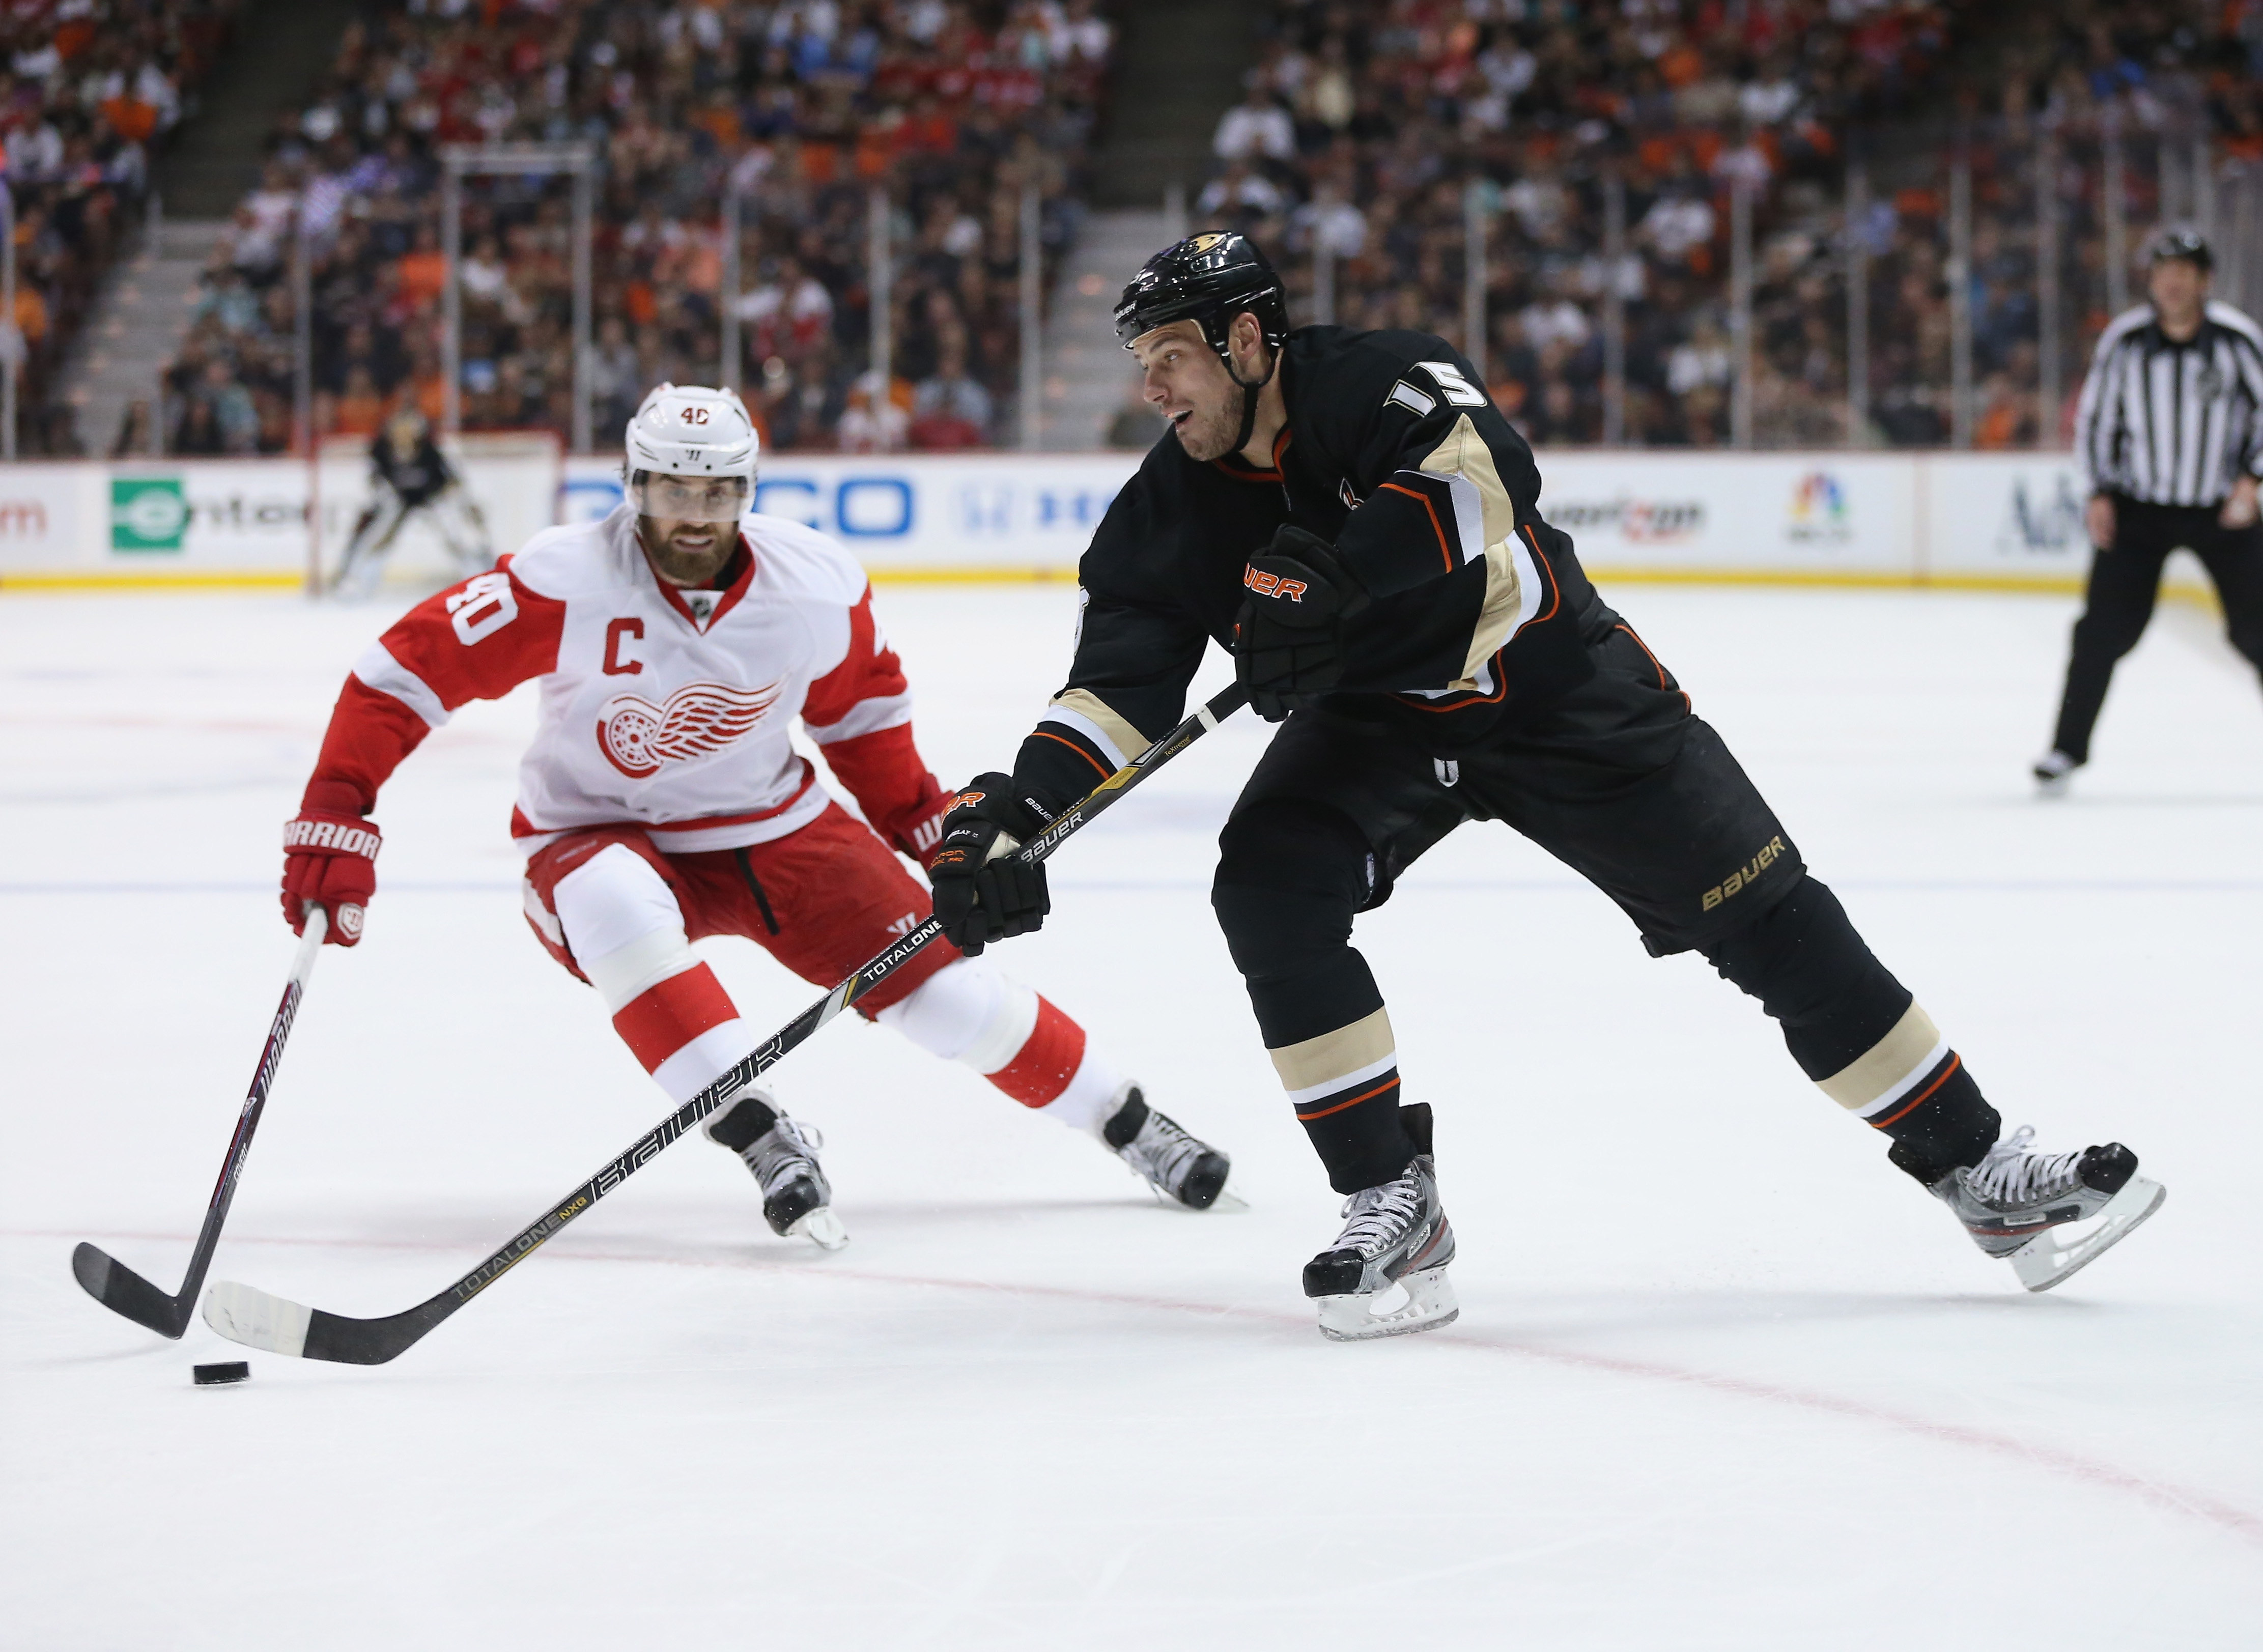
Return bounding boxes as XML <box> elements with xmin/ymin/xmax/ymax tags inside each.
<box><xmin>330</xmin><ymin>408</ymin><xmax>494</xmax><ymax>599</ymax></box>
<box><xmin>930</xmin><ymin>232</ymin><xmax>2165</xmax><ymax>1339</ymax></box>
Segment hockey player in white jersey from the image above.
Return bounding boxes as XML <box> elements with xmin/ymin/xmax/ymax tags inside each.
<box><xmin>279</xmin><ymin>384</ymin><xmax>1232</xmax><ymax>1244</ymax></box>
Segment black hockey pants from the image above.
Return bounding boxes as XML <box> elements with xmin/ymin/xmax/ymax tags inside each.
<box><xmin>2051</xmin><ymin>494</ymin><xmax>2263</xmax><ymax>762</ymax></box>
<box><xmin>1211</xmin><ymin>623</ymin><xmax>1999</xmax><ymax>1193</ymax></box>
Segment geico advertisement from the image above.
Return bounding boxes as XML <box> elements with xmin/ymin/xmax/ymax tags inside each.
<box><xmin>564</xmin><ymin>454</ymin><xmax>1138</xmax><ymax>569</ymax></box>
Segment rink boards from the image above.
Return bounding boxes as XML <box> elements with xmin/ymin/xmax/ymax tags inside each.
<box><xmin>0</xmin><ymin>448</ymin><xmax>2202</xmax><ymax>597</ymax></box>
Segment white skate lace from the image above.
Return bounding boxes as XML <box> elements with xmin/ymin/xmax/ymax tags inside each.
<box><xmin>1964</xmin><ymin>1125</ymin><xmax>2083</xmax><ymax>1206</ymax></box>
<box><xmin>749</xmin><ymin>1117</ymin><xmax>824</xmax><ymax>1189</ymax></box>
<box><xmin>1129</xmin><ymin>1112</ymin><xmax>1208</xmax><ymax>1188</ymax></box>
<box><xmin>1333</xmin><ymin>1175</ymin><xmax>1423</xmax><ymax>1257</ymax></box>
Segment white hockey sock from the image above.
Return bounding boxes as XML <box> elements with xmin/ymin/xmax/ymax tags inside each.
<box><xmin>553</xmin><ymin>842</ymin><xmax>753</xmax><ymax>1104</ymax></box>
<box><xmin>878</xmin><ymin>957</ymin><xmax>1124</xmax><ymax>1135</ymax></box>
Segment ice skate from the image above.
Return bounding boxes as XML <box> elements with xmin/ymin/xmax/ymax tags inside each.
<box><xmin>1303</xmin><ymin>1103</ymin><xmax>1457</xmax><ymax>1341</ymax></box>
<box><xmin>702</xmin><ymin>1089</ymin><xmax>848</xmax><ymax>1250</ymax></box>
<box><xmin>1100</xmin><ymin>1085</ymin><xmax>1233</xmax><ymax>1210</ymax></box>
<box><xmin>1931</xmin><ymin>1124</ymin><xmax>2163</xmax><ymax>1291</ymax></box>
<box><xmin>2031</xmin><ymin>749</ymin><xmax>2080</xmax><ymax>795</ymax></box>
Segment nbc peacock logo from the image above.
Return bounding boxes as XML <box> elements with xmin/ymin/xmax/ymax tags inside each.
<box><xmin>1787</xmin><ymin>471</ymin><xmax>1852</xmax><ymax>545</ymax></box>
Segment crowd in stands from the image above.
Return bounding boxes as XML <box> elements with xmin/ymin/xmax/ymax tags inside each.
<box><xmin>1</xmin><ymin>0</ymin><xmax>239</xmax><ymax>454</ymax></box>
<box><xmin>166</xmin><ymin>0</ymin><xmax>1113</xmax><ymax>456</ymax></box>
<box><xmin>1193</xmin><ymin>0</ymin><xmax>2256</xmax><ymax>450</ymax></box>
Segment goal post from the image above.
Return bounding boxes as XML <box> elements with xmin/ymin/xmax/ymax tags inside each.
<box><xmin>309</xmin><ymin>429</ymin><xmax>564</xmax><ymax>592</ymax></box>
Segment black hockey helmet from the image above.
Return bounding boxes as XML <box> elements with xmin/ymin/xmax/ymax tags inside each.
<box><xmin>2148</xmin><ymin>227</ymin><xmax>2214</xmax><ymax>273</ymax></box>
<box><xmin>1113</xmin><ymin>231</ymin><xmax>1291</xmax><ymax>364</ymax></box>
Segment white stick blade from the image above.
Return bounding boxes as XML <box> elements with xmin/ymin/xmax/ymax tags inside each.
<box><xmin>203</xmin><ymin>1280</ymin><xmax>314</xmax><ymax>1356</ymax></box>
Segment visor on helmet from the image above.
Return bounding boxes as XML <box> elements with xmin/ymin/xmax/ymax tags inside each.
<box><xmin>629</xmin><ymin>469</ymin><xmax>752</xmax><ymax>524</ymax></box>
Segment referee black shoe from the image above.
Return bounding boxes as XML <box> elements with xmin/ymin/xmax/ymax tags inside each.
<box><xmin>2031</xmin><ymin>750</ymin><xmax>2081</xmax><ymax>795</ymax></box>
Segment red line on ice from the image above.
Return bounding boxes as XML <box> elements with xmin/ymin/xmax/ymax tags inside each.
<box><xmin>25</xmin><ymin>1223</ymin><xmax>2262</xmax><ymax>1550</ymax></box>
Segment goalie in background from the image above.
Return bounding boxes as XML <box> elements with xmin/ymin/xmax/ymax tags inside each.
<box><xmin>329</xmin><ymin>408</ymin><xmax>495</xmax><ymax>599</ymax></box>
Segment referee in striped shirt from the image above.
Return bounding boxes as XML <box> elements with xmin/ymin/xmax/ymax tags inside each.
<box><xmin>2036</xmin><ymin>229</ymin><xmax>2263</xmax><ymax>791</ymax></box>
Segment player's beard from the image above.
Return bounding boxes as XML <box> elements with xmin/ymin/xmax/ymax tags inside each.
<box><xmin>1169</xmin><ymin>380</ymin><xmax>1251</xmax><ymax>463</ymax></box>
<box><xmin>638</xmin><ymin>517</ymin><xmax>736</xmax><ymax>587</ymax></box>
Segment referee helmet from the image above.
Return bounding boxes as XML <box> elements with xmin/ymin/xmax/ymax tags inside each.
<box><xmin>2147</xmin><ymin>227</ymin><xmax>2214</xmax><ymax>274</ymax></box>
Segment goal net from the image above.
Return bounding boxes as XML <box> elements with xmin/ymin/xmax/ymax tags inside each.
<box><xmin>311</xmin><ymin>430</ymin><xmax>564</xmax><ymax>590</ymax></box>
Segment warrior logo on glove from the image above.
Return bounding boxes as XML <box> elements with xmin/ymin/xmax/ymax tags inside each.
<box><xmin>281</xmin><ymin>782</ymin><xmax>382</xmax><ymax>947</ymax></box>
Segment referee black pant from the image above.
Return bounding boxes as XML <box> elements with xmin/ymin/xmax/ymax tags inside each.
<box><xmin>2052</xmin><ymin>494</ymin><xmax>2263</xmax><ymax>761</ymax></box>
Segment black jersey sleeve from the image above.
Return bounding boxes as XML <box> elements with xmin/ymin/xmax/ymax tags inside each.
<box><xmin>1317</xmin><ymin>331</ymin><xmax>1593</xmax><ymax>701</ymax></box>
<box><xmin>1007</xmin><ymin>471</ymin><xmax>1209</xmax><ymax>815</ymax></box>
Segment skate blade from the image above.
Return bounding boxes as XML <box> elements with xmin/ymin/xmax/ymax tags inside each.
<box><xmin>1158</xmin><ymin>1185</ymin><xmax>1249</xmax><ymax>1214</ymax></box>
<box><xmin>2009</xmin><ymin>1175</ymin><xmax>2165</xmax><ymax>1292</ymax></box>
<box><xmin>1315</xmin><ymin>1266</ymin><xmax>1459</xmax><ymax>1342</ymax></box>
<box><xmin>787</xmin><ymin>1207</ymin><xmax>850</xmax><ymax>1251</ymax></box>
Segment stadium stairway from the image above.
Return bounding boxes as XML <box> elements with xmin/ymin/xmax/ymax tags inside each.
<box><xmin>62</xmin><ymin>218</ymin><xmax>230</xmax><ymax>459</ymax></box>
<box><xmin>1044</xmin><ymin>0</ymin><xmax>1262</xmax><ymax>448</ymax></box>
<box><xmin>1041</xmin><ymin>208</ymin><xmax>1175</xmax><ymax>451</ymax></box>
<box><xmin>156</xmin><ymin>0</ymin><xmax>362</xmax><ymax>218</ymax></box>
<box><xmin>1087</xmin><ymin>0</ymin><xmax>1263</xmax><ymax>209</ymax></box>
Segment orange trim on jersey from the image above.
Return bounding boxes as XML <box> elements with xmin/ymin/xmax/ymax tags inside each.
<box><xmin>1211</xmin><ymin>425</ymin><xmax>1294</xmax><ymax>485</ymax></box>
<box><xmin>1520</xmin><ymin>523</ymin><xmax>1563</xmax><ymax>625</ymax></box>
<box><xmin>1614</xmin><ymin>622</ymin><xmax>1692</xmax><ymax>713</ymax></box>
<box><xmin>1378</xmin><ymin>480</ymin><xmax>1456</xmax><ymax>572</ymax></box>
<box><xmin>1871</xmin><ymin>1054</ymin><xmax>1962</xmax><ymax>1130</ymax></box>
<box><xmin>1031</xmin><ymin>728</ymin><xmax>1113</xmax><ymax>779</ymax></box>
<box><xmin>1293</xmin><ymin>1075</ymin><xmax>1401</xmax><ymax>1121</ymax></box>
<box><xmin>1388</xmin><ymin>523</ymin><xmax>1570</xmax><ymax>718</ymax></box>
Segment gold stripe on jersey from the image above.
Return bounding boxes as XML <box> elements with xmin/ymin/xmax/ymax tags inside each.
<box><xmin>1419</xmin><ymin>413</ymin><xmax>1525</xmax><ymax>684</ymax></box>
<box><xmin>1818</xmin><ymin>1001</ymin><xmax>1945</xmax><ymax>1115</ymax></box>
<box><xmin>1046</xmin><ymin>688</ymin><xmax>1149</xmax><ymax>765</ymax></box>
<box><xmin>1268</xmin><ymin>1006</ymin><xmax>1397</xmax><ymax>1095</ymax></box>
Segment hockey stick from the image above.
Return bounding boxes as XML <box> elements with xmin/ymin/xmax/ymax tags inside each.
<box><xmin>203</xmin><ymin>683</ymin><xmax>1250</xmax><ymax>1364</ymax></box>
<box><xmin>72</xmin><ymin>904</ymin><xmax>328</xmax><ymax>1337</ymax></box>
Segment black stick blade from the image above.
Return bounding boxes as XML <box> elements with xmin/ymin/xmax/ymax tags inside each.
<box><xmin>71</xmin><ymin>1243</ymin><xmax>188</xmax><ymax>1338</ymax></box>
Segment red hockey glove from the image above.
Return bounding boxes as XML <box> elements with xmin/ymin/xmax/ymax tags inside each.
<box><xmin>888</xmin><ymin>771</ymin><xmax>955</xmax><ymax>868</ymax></box>
<box><xmin>280</xmin><ymin>781</ymin><xmax>382</xmax><ymax>947</ymax></box>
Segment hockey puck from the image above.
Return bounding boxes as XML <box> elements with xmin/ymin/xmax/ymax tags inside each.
<box><xmin>192</xmin><ymin>1361</ymin><xmax>250</xmax><ymax>1386</ymax></box>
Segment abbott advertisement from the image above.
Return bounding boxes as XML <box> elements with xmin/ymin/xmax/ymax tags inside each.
<box><xmin>0</xmin><ymin>449</ymin><xmax>2125</xmax><ymax>592</ymax></box>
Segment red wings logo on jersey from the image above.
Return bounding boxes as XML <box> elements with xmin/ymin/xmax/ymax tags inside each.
<box><xmin>597</xmin><ymin>679</ymin><xmax>784</xmax><ymax>779</ymax></box>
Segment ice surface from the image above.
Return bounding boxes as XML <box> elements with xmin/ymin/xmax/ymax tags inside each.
<box><xmin>3</xmin><ymin>579</ymin><xmax>2260</xmax><ymax>1649</ymax></box>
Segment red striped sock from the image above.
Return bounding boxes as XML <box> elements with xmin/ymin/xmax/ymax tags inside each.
<box><xmin>611</xmin><ymin>962</ymin><xmax>739</xmax><ymax>1073</ymax></box>
<box><xmin>985</xmin><ymin>994</ymin><xmax>1087</xmax><ymax>1108</ymax></box>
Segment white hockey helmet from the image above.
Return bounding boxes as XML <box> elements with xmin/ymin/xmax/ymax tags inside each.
<box><xmin>623</xmin><ymin>382</ymin><xmax>759</xmax><ymax>523</ymax></box>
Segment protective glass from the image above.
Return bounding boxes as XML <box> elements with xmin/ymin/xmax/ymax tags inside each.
<box><xmin>629</xmin><ymin>471</ymin><xmax>751</xmax><ymax>524</ymax></box>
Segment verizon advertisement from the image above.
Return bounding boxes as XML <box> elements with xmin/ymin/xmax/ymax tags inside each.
<box><xmin>0</xmin><ymin>449</ymin><xmax>2141</xmax><ymax>591</ymax></box>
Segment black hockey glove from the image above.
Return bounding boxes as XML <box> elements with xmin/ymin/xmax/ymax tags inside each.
<box><xmin>929</xmin><ymin>774</ymin><xmax>1052</xmax><ymax>956</ymax></box>
<box><xmin>1233</xmin><ymin>524</ymin><xmax>1371</xmax><ymax>722</ymax></box>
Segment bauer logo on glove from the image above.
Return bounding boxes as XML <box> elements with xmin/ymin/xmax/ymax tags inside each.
<box><xmin>1242</xmin><ymin>566</ymin><xmax>1311</xmax><ymax>603</ymax></box>
<box><xmin>1233</xmin><ymin>525</ymin><xmax>1371</xmax><ymax>721</ymax></box>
